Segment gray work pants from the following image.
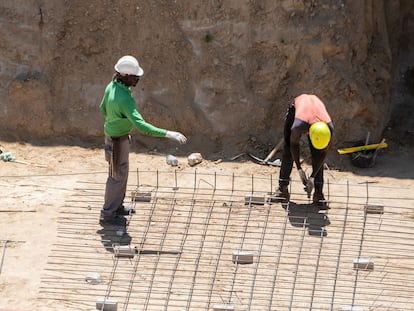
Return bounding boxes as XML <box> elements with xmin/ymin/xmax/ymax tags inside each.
<box><xmin>100</xmin><ymin>135</ymin><xmax>130</xmax><ymax>220</ymax></box>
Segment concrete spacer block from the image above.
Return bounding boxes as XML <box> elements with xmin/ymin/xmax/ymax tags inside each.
<box><xmin>213</xmin><ymin>304</ymin><xmax>235</xmax><ymax>311</ymax></box>
<box><xmin>353</xmin><ymin>257</ymin><xmax>374</xmax><ymax>270</ymax></box>
<box><xmin>244</xmin><ymin>193</ymin><xmax>265</xmax><ymax>205</ymax></box>
<box><xmin>365</xmin><ymin>203</ymin><xmax>384</xmax><ymax>214</ymax></box>
<box><xmin>131</xmin><ymin>190</ymin><xmax>151</xmax><ymax>202</ymax></box>
<box><xmin>85</xmin><ymin>272</ymin><xmax>100</xmax><ymax>284</ymax></box>
<box><xmin>232</xmin><ymin>251</ymin><xmax>254</xmax><ymax>264</ymax></box>
<box><xmin>113</xmin><ymin>244</ymin><xmax>136</xmax><ymax>258</ymax></box>
<box><xmin>96</xmin><ymin>298</ymin><xmax>117</xmax><ymax>311</ymax></box>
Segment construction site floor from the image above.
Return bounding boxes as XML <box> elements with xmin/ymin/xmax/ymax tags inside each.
<box><xmin>0</xmin><ymin>142</ymin><xmax>413</xmax><ymax>310</ymax></box>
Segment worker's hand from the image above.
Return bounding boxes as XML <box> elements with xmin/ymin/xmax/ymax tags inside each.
<box><xmin>298</xmin><ymin>168</ymin><xmax>308</xmax><ymax>186</ymax></box>
<box><xmin>306</xmin><ymin>177</ymin><xmax>314</xmax><ymax>195</ymax></box>
<box><xmin>166</xmin><ymin>131</ymin><xmax>187</xmax><ymax>144</ymax></box>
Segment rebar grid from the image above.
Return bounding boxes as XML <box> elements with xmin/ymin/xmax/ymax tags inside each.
<box><xmin>37</xmin><ymin>169</ymin><xmax>414</xmax><ymax>310</ymax></box>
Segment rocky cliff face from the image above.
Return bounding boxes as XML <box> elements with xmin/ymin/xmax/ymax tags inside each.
<box><xmin>0</xmin><ymin>0</ymin><xmax>412</xmax><ymax>157</ymax></box>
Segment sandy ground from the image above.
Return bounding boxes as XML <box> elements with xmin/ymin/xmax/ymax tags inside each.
<box><xmin>0</xmin><ymin>139</ymin><xmax>413</xmax><ymax>310</ymax></box>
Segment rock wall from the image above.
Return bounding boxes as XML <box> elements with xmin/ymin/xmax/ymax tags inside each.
<box><xmin>0</xmin><ymin>0</ymin><xmax>410</xmax><ymax>156</ymax></box>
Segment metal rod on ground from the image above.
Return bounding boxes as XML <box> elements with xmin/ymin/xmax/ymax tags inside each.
<box><xmin>13</xmin><ymin>159</ymin><xmax>47</xmax><ymax>168</ymax></box>
<box><xmin>143</xmin><ymin>193</ymin><xmax>179</xmax><ymax>309</ymax></box>
<box><xmin>247</xmin><ymin>202</ymin><xmax>272</xmax><ymax>310</ymax></box>
<box><xmin>184</xmin><ymin>199</ymin><xmax>216</xmax><ymax>310</ymax></box>
<box><xmin>0</xmin><ymin>241</ymin><xmax>8</xmax><ymax>274</ymax></box>
<box><xmin>331</xmin><ymin>181</ymin><xmax>349</xmax><ymax>309</ymax></box>
<box><xmin>206</xmin><ymin>200</ymin><xmax>234</xmax><ymax>307</ymax></box>
<box><xmin>309</xmin><ymin>215</ymin><xmax>325</xmax><ymax>310</ymax></box>
<box><xmin>0</xmin><ymin>210</ymin><xmax>36</xmax><ymax>212</ymax></box>
<box><xmin>269</xmin><ymin>197</ymin><xmax>291</xmax><ymax>309</ymax></box>
<box><xmin>229</xmin><ymin>176</ymin><xmax>255</xmax><ymax>305</ymax></box>
<box><xmin>351</xmin><ymin>182</ymin><xmax>370</xmax><ymax>307</ymax></box>
<box><xmin>230</xmin><ymin>153</ymin><xmax>246</xmax><ymax>161</ymax></box>
<box><xmin>100</xmin><ymin>255</ymin><xmax>120</xmax><ymax>311</ymax></box>
<box><xmin>270</xmin><ymin>174</ymin><xmax>273</xmax><ymax>194</ymax></box>
<box><xmin>288</xmin><ymin>212</ymin><xmax>307</xmax><ymax>310</ymax></box>
<box><xmin>324</xmin><ymin>163</ymin><xmax>335</xmax><ymax>179</ymax></box>
<box><xmin>0</xmin><ymin>240</ymin><xmax>25</xmax><ymax>274</ymax></box>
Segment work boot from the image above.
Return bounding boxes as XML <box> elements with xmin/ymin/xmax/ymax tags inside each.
<box><xmin>273</xmin><ymin>186</ymin><xmax>290</xmax><ymax>203</ymax></box>
<box><xmin>99</xmin><ymin>215</ymin><xmax>127</xmax><ymax>227</ymax></box>
<box><xmin>115</xmin><ymin>205</ymin><xmax>136</xmax><ymax>216</ymax></box>
<box><xmin>313</xmin><ymin>192</ymin><xmax>329</xmax><ymax>209</ymax></box>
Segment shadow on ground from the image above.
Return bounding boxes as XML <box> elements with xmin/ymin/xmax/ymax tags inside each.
<box><xmin>97</xmin><ymin>221</ymin><xmax>132</xmax><ymax>253</ymax></box>
<box><xmin>286</xmin><ymin>202</ymin><xmax>331</xmax><ymax>237</ymax></box>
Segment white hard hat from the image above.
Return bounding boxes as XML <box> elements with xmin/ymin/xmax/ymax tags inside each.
<box><xmin>114</xmin><ymin>55</ymin><xmax>144</xmax><ymax>76</ymax></box>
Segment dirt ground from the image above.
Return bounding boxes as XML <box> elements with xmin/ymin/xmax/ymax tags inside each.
<box><xmin>0</xmin><ymin>138</ymin><xmax>413</xmax><ymax>309</ymax></box>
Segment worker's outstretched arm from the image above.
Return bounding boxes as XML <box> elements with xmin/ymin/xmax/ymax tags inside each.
<box><xmin>310</xmin><ymin>148</ymin><xmax>328</xmax><ymax>178</ymax></box>
<box><xmin>290</xmin><ymin>127</ymin><xmax>302</xmax><ymax>170</ymax></box>
<box><xmin>290</xmin><ymin>127</ymin><xmax>308</xmax><ymax>185</ymax></box>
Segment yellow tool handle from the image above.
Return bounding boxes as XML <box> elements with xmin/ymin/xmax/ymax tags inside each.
<box><xmin>337</xmin><ymin>142</ymin><xmax>388</xmax><ymax>155</ymax></box>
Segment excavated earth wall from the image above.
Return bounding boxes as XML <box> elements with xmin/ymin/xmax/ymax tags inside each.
<box><xmin>0</xmin><ymin>0</ymin><xmax>412</xmax><ymax>159</ymax></box>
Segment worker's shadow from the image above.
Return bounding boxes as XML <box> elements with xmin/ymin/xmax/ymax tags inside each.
<box><xmin>97</xmin><ymin>223</ymin><xmax>132</xmax><ymax>253</ymax></box>
<box><xmin>285</xmin><ymin>202</ymin><xmax>331</xmax><ymax>236</ymax></box>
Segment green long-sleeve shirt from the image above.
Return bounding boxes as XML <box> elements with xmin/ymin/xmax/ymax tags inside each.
<box><xmin>100</xmin><ymin>80</ymin><xmax>167</xmax><ymax>138</ymax></box>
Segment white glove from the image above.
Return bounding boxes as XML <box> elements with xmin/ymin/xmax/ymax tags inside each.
<box><xmin>298</xmin><ymin>168</ymin><xmax>308</xmax><ymax>186</ymax></box>
<box><xmin>166</xmin><ymin>131</ymin><xmax>187</xmax><ymax>144</ymax></box>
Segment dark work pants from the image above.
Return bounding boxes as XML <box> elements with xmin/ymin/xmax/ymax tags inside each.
<box><xmin>279</xmin><ymin>106</ymin><xmax>326</xmax><ymax>195</ymax></box>
<box><xmin>100</xmin><ymin>135</ymin><xmax>130</xmax><ymax>220</ymax></box>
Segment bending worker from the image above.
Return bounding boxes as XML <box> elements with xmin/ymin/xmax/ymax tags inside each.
<box><xmin>99</xmin><ymin>55</ymin><xmax>187</xmax><ymax>225</ymax></box>
<box><xmin>275</xmin><ymin>94</ymin><xmax>333</xmax><ymax>206</ymax></box>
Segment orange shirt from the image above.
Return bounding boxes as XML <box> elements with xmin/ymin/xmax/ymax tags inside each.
<box><xmin>293</xmin><ymin>94</ymin><xmax>331</xmax><ymax>124</ymax></box>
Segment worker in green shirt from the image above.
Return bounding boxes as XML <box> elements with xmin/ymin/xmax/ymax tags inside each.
<box><xmin>99</xmin><ymin>55</ymin><xmax>187</xmax><ymax>226</ymax></box>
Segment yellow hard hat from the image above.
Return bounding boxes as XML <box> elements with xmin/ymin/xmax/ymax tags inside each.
<box><xmin>309</xmin><ymin>121</ymin><xmax>331</xmax><ymax>149</ymax></box>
